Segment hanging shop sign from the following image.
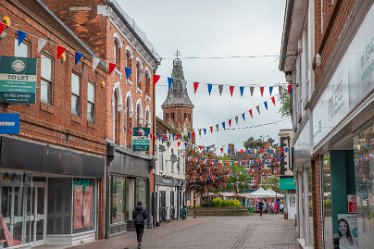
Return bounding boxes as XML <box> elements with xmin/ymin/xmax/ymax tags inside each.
<box><xmin>0</xmin><ymin>56</ymin><xmax>37</xmax><ymax>104</ymax></box>
<box><xmin>348</xmin><ymin>195</ymin><xmax>357</xmax><ymax>214</ymax></box>
<box><xmin>0</xmin><ymin>113</ymin><xmax>20</xmax><ymax>134</ymax></box>
<box><xmin>132</xmin><ymin>127</ymin><xmax>150</xmax><ymax>151</ymax></box>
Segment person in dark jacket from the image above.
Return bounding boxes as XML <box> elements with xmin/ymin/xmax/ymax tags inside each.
<box><xmin>258</xmin><ymin>199</ymin><xmax>264</xmax><ymax>217</ymax></box>
<box><xmin>132</xmin><ymin>201</ymin><xmax>147</xmax><ymax>249</ymax></box>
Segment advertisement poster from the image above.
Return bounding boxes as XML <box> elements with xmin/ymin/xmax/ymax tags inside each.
<box><xmin>132</xmin><ymin>127</ymin><xmax>150</xmax><ymax>151</ymax></box>
<box><xmin>73</xmin><ymin>186</ymin><xmax>83</xmax><ymax>230</ymax></box>
<box><xmin>334</xmin><ymin>214</ymin><xmax>358</xmax><ymax>249</ymax></box>
<box><xmin>83</xmin><ymin>186</ymin><xmax>93</xmax><ymax>228</ymax></box>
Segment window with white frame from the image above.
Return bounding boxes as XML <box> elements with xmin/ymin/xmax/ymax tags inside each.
<box><xmin>113</xmin><ymin>38</ymin><xmax>121</xmax><ymax>66</ymax></box>
<box><xmin>87</xmin><ymin>82</ymin><xmax>95</xmax><ymax>122</ymax></box>
<box><xmin>71</xmin><ymin>73</ymin><xmax>80</xmax><ymax>115</ymax></box>
<box><xmin>159</xmin><ymin>152</ymin><xmax>164</xmax><ymax>172</ymax></box>
<box><xmin>14</xmin><ymin>38</ymin><xmax>29</xmax><ymax>57</ymax></box>
<box><xmin>40</xmin><ymin>54</ymin><xmax>53</xmax><ymax>104</ymax></box>
<box><xmin>145</xmin><ymin>71</ymin><xmax>151</xmax><ymax>96</ymax></box>
<box><xmin>136</xmin><ymin>61</ymin><xmax>142</xmax><ymax>89</ymax></box>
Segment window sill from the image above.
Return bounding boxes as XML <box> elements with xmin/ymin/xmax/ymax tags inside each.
<box><xmin>71</xmin><ymin>114</ymin><xmax>82</xmax><ymax>124</ymax></box>
<box><xmin>40</xmin><ymin>103</ymin><xmax>54</xmax><ymax>114</ymax></box>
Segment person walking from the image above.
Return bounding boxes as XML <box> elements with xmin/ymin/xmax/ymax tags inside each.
<box><xmin>258</xmin><ymin>199</ymin><xmax>264</xmax><ymax>217</ymax></box>
<box><xmin>132</xmin><ymin>201</ymin><xmax>147</xmax><ymax>249</ymax></box>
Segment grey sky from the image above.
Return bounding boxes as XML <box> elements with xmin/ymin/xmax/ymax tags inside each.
<box><xmin>120</xmin><ymin>0</ymin><xmax>291</xmax><ymax>150</ymax></box>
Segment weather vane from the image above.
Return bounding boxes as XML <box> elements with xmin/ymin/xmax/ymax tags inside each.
<box><xmin>174</xmin><ymin>49</ymin><xmax>181</xmax><ymax>60</ymax></box>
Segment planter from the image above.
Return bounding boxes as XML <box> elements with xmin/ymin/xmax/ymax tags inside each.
<box><xmin>187</xmin><ymin>207</ymin><xmax>249</xmax><ymax>216</ymax></box>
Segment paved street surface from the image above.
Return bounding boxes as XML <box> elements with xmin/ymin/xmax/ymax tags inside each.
<box><xmin>69</xmin><ymin>214</ymin><xmax>297</xmax><ymax>249</ymax></box>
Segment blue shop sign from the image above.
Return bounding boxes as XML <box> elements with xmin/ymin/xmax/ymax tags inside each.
<box><xmin>0</xmin><ymin>113</ymin><xmax>20</xmax><ymax>134</ymax></box>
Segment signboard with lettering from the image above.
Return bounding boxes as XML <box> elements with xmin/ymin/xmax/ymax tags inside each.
<box><xmin>0</xmin><ymin>113</ymin><xmax>20</xmax><ymax>134</ymax></box>
<box><xmin>348</xmin><ymin>195</ymin><xmax>357</xmax><ymax>214</ymax></box>
<box><xmin>0</xmin><ymin>56</ymin><xmax>37</xmax><ymax>104</ymax></box>
<box><xmin>132</xmin><ymin>127</ymin><xmax>150</xmax><ymax>151</ymax></box>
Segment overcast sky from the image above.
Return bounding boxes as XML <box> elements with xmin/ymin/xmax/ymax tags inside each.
<box><xmin>120</xmin><ymin>0</ymin><xmax>291</xmax><ymax>150</ymax></box>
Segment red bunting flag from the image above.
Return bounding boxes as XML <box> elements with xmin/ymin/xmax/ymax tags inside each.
<box><xmin>153</xmin><ymin>74</ymin><xmax>161</xmax><ymax>85</ymax></box>
<box><xmin>193</xmin><ymin>82</ymin><xmax>199</xmax><ymax>94</ymax></box>
<box><xmin>178</xmin><ymin>141</ymin><xmax>181</xmax><ymax>147</ymax></box>
<box><xmin>271</xmin><ymin>96</ymin><xmax>276</xmax><ymax>105</ymax></box>
<box><xmin>149</xmin><ymin>133</ymin><xmax>153</xmax><ymax>140</ymax></box>
<box><xmin>57</xmin><ymin>45</ymin><xmax>66</xmax><ymax>59</ymax></box>
<box><xmin>260</xmin><ymin>86</ymin><xmax>264</xmax><ymax>96</ymax></box>
<box><xmin>108</xmin><ymin>62</ymin><xmax>116</xmax><ymax>75</ymax></box>
<box><xmin>210</xmin><ymin>126</ymin><xmax>213</xmax><ymax>133</ymax></box>
<box><xmin>229</xmin><ymin>86</ymin><xmax>235</xmax><ymax>97</ymax></box>
<box><xmin>192</xmin><ymin>131</ymin><xmax>196</xmax><ymax>137</ymax></box>
<box><xmin>228</xmin><ymin>119</ymin><xmax>232</xmax><ymax>127</ymax></box>
<box><xmin>287</xmin><ymin>83</ymin><xmax>292</xmax><ymax>94</ymax></box>
<box><xmin>248</xmin><ymin>109</ymin><xmax>253</xmax><ymax>118</ymax></box>
<box><xmin>220</xmin><ymin>148</ymin><xmax>224</xmax><ymax>153</ymax></box>
<box><xmin>0</xmin><ymin>22</ymin><xmax>6</xmax><ymax>36</ymax></box>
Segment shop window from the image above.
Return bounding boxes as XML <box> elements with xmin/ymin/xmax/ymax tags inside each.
<box><xmin>110</xmin><ymin>176</ymin><xmax>126</xmax><ymax>224</ymax></box>
<box><xmin>72</xmin><ymin>179</ymin><xmax>95</xmax><ymax>234</ymax></box>
<box><xmin>126</xmin><ymin>179</ymin><xmax>135</xmax><ymax>221</ymax></box>
<box><xmin>322</xmin><ymin>153</ymin><xmax>333</xmax><ymax>249</ymax></box>
<box><xmin>47</xmin><ymin>178</ymin><xmax>72</xmax><ymax>235</ymax></box>
<box><xmin>136</xmin><ymin>179</ymin><xmax>147</xmax><ymax>211</ymax></box>
<box><xmin>354</xmin><ymin>125</ymin><xmax>374</xmax><ymax>249</ymax></box>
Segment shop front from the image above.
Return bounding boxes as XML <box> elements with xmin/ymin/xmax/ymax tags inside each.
<box><xmin>310</xmin><ymin>4</ymin><xmax>374</xmax><ymax>248</ymax></box>
<box><xmin>106</xmin><ymin>146</ymin><xmax>152</xmax><ymax>236</ymax></box>
<box><xmin>155</xmin><ymin>176</ymin><xmax>185</xmax><ymax>225</ymax></box>
<box><xmin>0</xmin><ymin>136</ymin><xmax>104</xmax><ymax>249</ymax></box>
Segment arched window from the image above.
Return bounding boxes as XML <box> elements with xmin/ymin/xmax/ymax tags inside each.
<box><xmin>136</xmin><ymin>61</ymin><xmax>142</xmax><ymax>89</ymax></box>
<box><xmin>113</xmin><ymin>38</ymin><xmax>121</xmax><ymax>66</ymax></box>
<box><xmin>145</xmin><ymin>71</ymin><xmax>151</xmax><ymax>96</ymax></box>
<box><xmin>126</xmin><ymin>96</ymin><xmax>133</xmax><ymax>147</ymax></box>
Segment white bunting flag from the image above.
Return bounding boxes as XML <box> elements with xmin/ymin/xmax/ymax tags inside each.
<box><xmin>37</xmin><ymin>38</ymin><xmax>47</xmax><ymax>53</ymax></box>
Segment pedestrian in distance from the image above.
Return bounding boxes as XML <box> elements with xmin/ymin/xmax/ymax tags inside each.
<box><xmin>258</xmin><ymin>199</ymin><xmax>264</xmax><ymax>217</ymax></box>
<box><xmin>132</xmin><ymin>201</ymin><xmax>147</xmax><ymax>249</ymax></box>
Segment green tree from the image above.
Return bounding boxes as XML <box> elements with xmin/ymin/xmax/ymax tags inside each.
<box><xmin>224</xmin><ymin>164</ymin><xmax>252</xmax><ymax>194</ymax></box>
<box><xmin>279</xmin><ymin>87</ymin><xmax>292</xmax><ymax>117</ymax></box>
<box><xmin>243</xmin><ymin>137</ymin><xmax>263</xmax><ymax>149</ymax></box>
<box><xmin>260</xmin><ymin>176</ymin><xmax>280</xmax><ymax>193</ymax></box>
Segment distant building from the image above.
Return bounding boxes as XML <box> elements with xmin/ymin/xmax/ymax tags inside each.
<box><xmin>278</xmin><ymin>129</ymin><xmax>293</xmax><ymax>176</ymax></box>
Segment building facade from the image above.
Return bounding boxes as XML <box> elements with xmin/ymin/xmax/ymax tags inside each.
<box><xmin>280</xmin><ymin>1</ymin><xmax>374</xmax><ymax>249</ymax></box>
<box><xmin>154</xmin><ymin>117</ymin><xmax>186</xmax><ymax>226</ymax></box>
<box><xmin>43</xmin><ymin>0</ymin><xmax>160</xmax><ymax>236</ymax></box>
<box><xmin>0</xmin><ymin>0</ymin><xmax>107</xmax><ymax>248</ymax></box>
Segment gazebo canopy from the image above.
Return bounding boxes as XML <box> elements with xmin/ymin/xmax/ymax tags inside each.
<box><xmin>249</xmin><ymin>187</ymin><xmax>272</xmax><ymax>198</ymax></box>
<box><xmin>266</xmin><ymin>189</ymin><xmax>284</xmax><ymax>198</ymax></box>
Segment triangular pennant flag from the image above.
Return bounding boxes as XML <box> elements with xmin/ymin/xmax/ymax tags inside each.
<box><xmin>242</xmin><ymin>113</ymin><xmax>246</xmax><ymax>121</ymax></box>
<box><xmin>172</xmin><ymin>133</ymin><xmax>175</xmax><ymax>141</ymax></box>
<box><xmin>249</xmin><ymin>109</ymin><xmax>253</xmax><ymax>118</ymax></box>
<box><xmin>207</xmin><ymin>83</ymin><xmax>213</xmax><ymax>95</ymax></box>
<box><xmin>220</xmin><ymin>148</ymin><xmax>224</xmax><ymax>153</ymax></box>
<box><xmin>125</xmin><ymin>67</ymin><xmax>131</xmax><ymax>80</ymax></box>
<box><xmin>108</xmin><ymin>62</ymin><xmax>116</xmax><ymax>75</ymax></box>
<box><xmin>260</xmin><ymin>86</ymin><xmax>265</xmax><ymax>96</ymax></box>
<box><xmin>218</xmin><ymin>85</ymin><xmax>224</xmax><ymax>96</ymax></box>
<box><xmin>74</xmin><ymin>52</ymin><xmax>83</xmax><ymax>65</ymax></box>
<box><xmin>229</xmin><ymin>86</ymin><xmax>235</xmax><ymax>97</ymax></box>
<box><xmin>153</xmin><ymin>74</ymin><xmax>161</xmax><ymax>85</ymax></box>
<box><xmin>178</xmin><ymin>141</ymin><xmax>181</xmax><ymax>147</ymax></box>
<box><xmin>264</xmin><ymin>101</ymin><xmax>268</xmax><ymax>110</ymax></box>
<box><xmin>203</xmin><ymin>128</ymin><xmax>207</xmax><ymax>135</ymax></box>
<box><xmin>192</xmin><ymin>131</ymin><xmax>195</xmax><ymax>137</ymax></box>
<box><xmin>193</xmin><ymin>82</ymin><xmax>199</xmax><ymax>94</ymax></box>
<box><xmin>0</xmin><ymin>22</ymin><xmax>6</xmax><ymax>36</ymax></box>
<box><xmin>198</xmin><ymin>129</ymin><xmax>202</xmax><ymax>137</ymax></box>
<box><xmin>168</xmin><ymin>77</ymin><xmax>173</xmax><ymax>90</ymax></box>
<box><xmin>256</xmin><ymin>105</ymin><xmax>260</xmax><ymax>114</ymax></box>
<box><xmin>271</xmin><ymin>96</ymin><xmax>276</xmax><ymax>105</ymax></box>
<box><xmin>228</xmin><ymin>119</ymin><xmax>232</xmax><ymax>127</ymax></box>
<box><xmin>57</xmin><ymin>45</ymin><xmax>66</xmax><ymax>59</ymax></box>
<box><xmin>250</xmin><ymin>87</ymin><xmax>254</xmax><ymax>96</ymax></box>
<box><xmin>235</xmin><ymin>116</ymin><xmax>239</xmax><ymax>124</ymax></box>
<box><xmin>188</xmin><ymin>132</ymin><xmax>191</xmax><ymax>140</ymax></box>
<box><xmin>92</xmin><ymin>56</ymin><xmax>101</xmax><ymax>71</ymax></box>
<box><xmin>222</xmin><ymin>122</ymin><xmax>226</xmax><ymax>130</ymax></box>
<box><xmin>216</xmin><ymin>124</ymin><xmax>219</xmax><ymax>131</ymax></box>
<box><xmin>184</xmin><ymin>142</ymin><xmax>188</xmax><ymax>148</ymax></box>
<box><xmin>38</xmin><ymin>38</ymin><xmax>47</xmax><ymax>53</ymax></box>
<box><xmin>247</xmin><ymin>149</ymin><xmax>251</xmax><ymax>155</ymax></box>
<box><xmin>228</xmin><ymin>148</ymin><xmax>231</xmax><ymax>154</ymax></box>
<box><xmin>269</xmin><ymin>86</ymin><xmax>273</xmax><ymax>96</ymax></box>
<box><xmin>240</xmin><ymin>86</ymin><xmax>244</xmax><ymax>96</ymax></box>
<box><xmin>288</xmin><ymin>83</ymin><xmax>292</xmax><ymax>94</ymax></box>
<box><xmin>17</xmin><ymin>30</ymin><xmax>27</xmax><ymax>46</ymax></box>
<box><xmin>210</xmin><ymin>126</ymin><xmax>213</xmax><ymax>133</ymax></box>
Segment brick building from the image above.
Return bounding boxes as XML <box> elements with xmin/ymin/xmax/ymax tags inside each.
<box><xmin>43</xmin><ymin>0</ymin><xmax>161</xmax><ymax>236</ymax></box>
<box><xmin>280</xmin><ymin>1</ymin><xmax>374</xmax><ymax>249</ymax></box>
<box><xmin>0</xmin><ymin>0</ymin><xmax>107</xmax><ymax>248</ymax></box>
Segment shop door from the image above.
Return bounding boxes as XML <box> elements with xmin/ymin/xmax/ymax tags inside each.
<box><xmin>287</xmin><ymin>193</ymin><xmax>296</xmax><ymax>220</ymax></box>
<box><xmin>170</xmin><ymin>191</ymin><xmax>175</xmax><ymax>220</ymax></box>
<box><xmin>159</xmin><ymin>191</ymin><xmax>166</xmax><ymax>223</ymax></box>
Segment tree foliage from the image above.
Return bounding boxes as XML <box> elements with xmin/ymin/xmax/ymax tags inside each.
<box><xmin>243</xmin><ymin>137</ymin><xmax>263</xmax><ymax>149</ymax></box>
<box><xmin>279</xmin><ymin>87</ymin><xmax>292</xmax><ymax>117</ymax></box>
<box><xmin>223</xmin><ymin>164</ymin><xmax>252</xmax><ymax>193</ymax></box>
<box><xmin>260</xmin><ymin>176</ymin><xmax>280</xmax><ymax>193</ymax></box>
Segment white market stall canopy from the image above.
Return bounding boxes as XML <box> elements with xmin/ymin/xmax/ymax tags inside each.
<box><xmin>249</xmin><ymin>187</ymin><xmax>273</xmax><ymax>198</ymax></box>
<box><xmin>266</xmin><ymin>189</ymin><xmax>284</xmax><ymax>198</ymax></box>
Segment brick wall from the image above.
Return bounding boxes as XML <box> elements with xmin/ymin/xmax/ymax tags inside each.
<box><xmin>163</xmin><ymin>107</ymin><xmax>194</xmax><ymax>132</ymax></box>
<box><xmin>312</xmin><ymin>158</ymin><xmax>323</xmax><ymax>249</ymax></box>
<box><xmin>1</xmin><ymin>1</ymin><xmax>107</xmax><ymax>155</ymax></box>
<box><xmin>314</xmin><ymin>0</ymin><xmax>356</xmax><ymax>85</ymax></box>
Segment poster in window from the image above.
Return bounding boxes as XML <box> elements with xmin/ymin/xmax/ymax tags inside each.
<box><xmin>73</xmin><ymin>185</ymin><xmax>83</xmax><ymax>230</ymax></box>
<box><xmin>83</xmin><ymin>186</ymin><xmax>93</xmax><ymax>228</ymax></box>
<box><xmin>333</xmin><ymin>214</ymin><xmax>358</xmax><ymax>249</ymax></box>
